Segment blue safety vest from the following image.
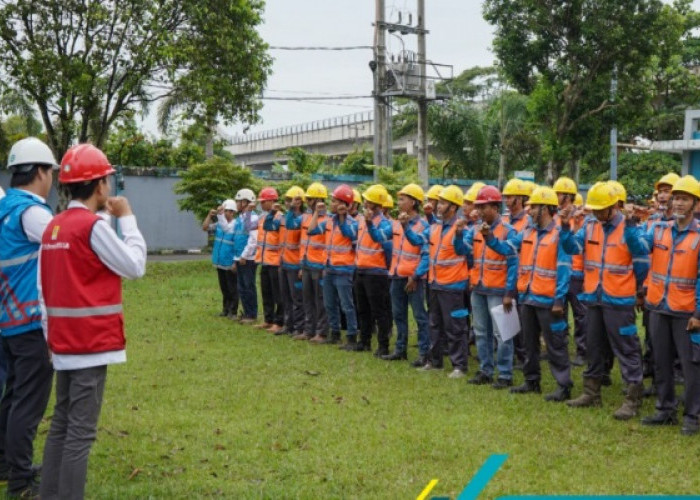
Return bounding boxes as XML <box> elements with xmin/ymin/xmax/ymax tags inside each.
<box><xmin>0</xmin><ymin>189</ymin><xmax>52</xmax><ymax>336</ymax></box>
<box><xmin>211</xmin><ymin>224</ymin><xmax>235</xmax><ymax>268</ymax></box>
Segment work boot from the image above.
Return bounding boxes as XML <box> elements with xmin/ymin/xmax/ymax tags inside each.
<box><xmin>544</xmin><ymin>385</ymin><xmax>571</xmax><ymax>402</ymax></box>
<box><xmin>351</xmin><ymin>341</ymin><xmax>371</xmax><ymax>352</ymax></box>
<box><xmin>566</xmin><ymin>377</ymin><xmax>602</xmax><ymax>408</ymax></box>
<box><xmin>641</xmin><ymin>411</ymin><xmax>678</xmax><ymax>426</ymax></box>
<box><xmin>467</xmin><ymin>371</ymin><xmax>493</xmax><ymax>385</ymax></box>
<box><xmin>681</xmin><ymin>418</ymin><xmax>699</xmax><ymax>436</ymax></box>
<box><xmin>320</xmin><ymin>331</ymin><xmax>341</xmax><ymax>344</ymax></box>
<box><xmin>492</xmin><ymin>378</ymin><xmax>513</xmax><ymax>390</ymax></box>
<box><xmin>309</xmin><ymin>334</ymin><xmax>326</xmax><ymax>344</ymax></box>
<box><xmin>510</xmin><ymin>380</ymin><xmax>541</xmax><ymax>394</ymax></box>
<box><xmin>339</xmin><ymin>337</ymin><xmax>358</xmax><ymax>351</ymax></box>
<box><xmin>382</xmin><ymin>351</ymin><xmax>407</xmax><ymax>361</ymax></box>
<box><xmin>292</xmin><ymin>332</ymin><xmax>311</xmax><ymax>341</ymax></box>
<box><xmin>613</xmin><ymin>382</ymin><xmax>644</xmax><ymax>420</ymax></box>
<box><xmin>373</xmin><ymin>346</ymin><xmax>390</xmax><ymax>358</ymax></box>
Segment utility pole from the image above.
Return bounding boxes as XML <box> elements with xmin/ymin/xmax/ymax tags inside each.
<box><xmin>373</xmin><ymin>0</ymin><xmax>387</xmax><ymax>181</ymax></box>
<box><xmin>416</xmin><ymin>0</ymin><xmax>428</xmax><ymax>187</ymax></box>
<box><xmin>610</xmin><ymin>64</ymin><xmax>618</xmax><ymax>181</ymax></box>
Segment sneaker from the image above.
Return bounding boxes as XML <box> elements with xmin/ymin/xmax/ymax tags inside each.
<box><xmin>681</xmin><ymin>418</ymin><xmax>699</xmax><ymax>436</ymax></box>
<box><xmin>381</xmin><ymin>351</ymin><xmax>408</xmax><ymax>361</ymax></box>
<box><xmin>448</xmin><ymin>369</ymin><xmax>466</xmax><ymax>379</ymax></box>
<box><xmin>292</xmin><ymin>332</ymin><xmax>311</xmax><ymax>341</ymax></box>
<box><xmin>373</xmin><ymin>347</ymin><xmax>389</xmax><ymax>358</ymax></box>
<box><xmin>410</xmin><ymin>356</ymin><xmax>428</xmax><ymax>367</ymax></box>
<box><xmin>254</xmin><ymin>322</ymin><xmax>272</xmax><ymax>329</ymax></box>
<box><xmin>267</xmin><ymin>324</ymin><xmax>284</xmax><ymax>334</ymax></box>
<box><xmin>467</xmin><ymin>371</ymin><xmax>493</xmax><ymax>385</ymax></box>
<box><xmin>419</xmin><ymin>362</ymin><xmax>442</xmax><ymax>371</ymax></box>
<box><xmin>239</xmin><ymin>317</ymin><xmax>256</xmax><ymax>325</ymax></box>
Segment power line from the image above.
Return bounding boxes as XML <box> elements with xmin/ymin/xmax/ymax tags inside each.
<box><xmin>261</xmin><ymin>95</ymin><xmax>372</xmax><ymax>101</ymax></box>
<box><xmin>268</xmin><ymin>45</ymin><xmax>372</xmax><ymax>51</ymax></box>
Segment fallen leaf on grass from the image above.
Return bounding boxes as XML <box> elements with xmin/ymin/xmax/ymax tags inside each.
<box><xmin>334</xmin><ymin>396</ymin><xmax>344</xmax><ymax>404</ymax></box>
<box><xmin>304</xmin><ymin>370</ymin><xmax>320</xmax><ymax>376</ymax></box>
<box><xmin>214</xmin><ymin>444</ymin><xmax>226</xmax><ymax>451</ymax></box>
<box><xmin>128</xmin><ymin>468</ymin><xmax>141</xmax><ymax>480</ymax></box>
<box><xmin>361</xmin><ymin>395</ymin><xmax>370</xmax><ymax>404</ymax></box>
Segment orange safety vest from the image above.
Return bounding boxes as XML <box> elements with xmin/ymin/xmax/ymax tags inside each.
<box><xmin>357</xmin><ymin>215</ymin><xmax>387</xmax><ymax>270</ymax></box>
<box><xmin>255</xmin><ymin>213</ymin><xmax>283</xmax><ymax>266</ymax></box>
<box><xmin>554</xmin><ymin>213</ymin><xmax>584</xmax><ymax>274</ymax></box>
<box><xmin>517</xmin><ymin>226</ymin><xmax>559</xmax><ymax>297</ymax></box>
<box><xmin>504</xmin><ymin>212</ymin><xmax>529</xmax><ymax>233</ymax></box>
<box><xmin>646</xmin><ymin>223</ymin><xmax>700</xmax><ymax>313</ymax></box>
<box><xmin>429</xmin><ymin>221</ymin><xmax>468</xmax><ymax>286</ymax></box>
<box><xmin>472</xmin><ymin>223</ymin><xmax>509</xmax><ymax>290</ymax></box>
<box><xmin>325</xmin><ymin>217</ymin><xmax>355</xmax><ymax>267</ymax></box>
<box><xmin>582</xmin><ymin>219</ymin><xmax>636</xmax><ymax>299</ymax></box>
<box><xmin>390</xmin><ymin>217</ymin><xmax>425</xmax><ymax>278</ymax></box>
<box><xmin>281</xmin><ymin>213</ymin><xmax>301</xmax><ymax>267</ymax></box>
<box><xmin>300</xmin><ymin>213</ymin><xmax>328</xmax><ymax>265</ymax></box>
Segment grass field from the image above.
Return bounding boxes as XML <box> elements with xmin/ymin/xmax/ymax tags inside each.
<box><xmin>17</xmin><ymin>261</ymin><xmax>700</xmax><ymax>498</ymax></box>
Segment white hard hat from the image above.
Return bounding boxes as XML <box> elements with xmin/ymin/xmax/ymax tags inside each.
<box><xmin>235</xmin><ymin>188</ymin><xmax>256</xmax><ymax>202</ymax></box>
<box><xmin>222</xmin><ymin>199</ymin><xmax>237</xmax><ymax>211</ymax></box>
<box><xmin>7</xmin><ymin>137</ymin><xmax>58</xmax><ymax>172</ymax></box>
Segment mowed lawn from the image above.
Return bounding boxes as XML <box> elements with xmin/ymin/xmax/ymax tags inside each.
<box><xmin>20</xmin><ymin>261</ymin><xmax>700</xmax><ymax>498</ymax></box>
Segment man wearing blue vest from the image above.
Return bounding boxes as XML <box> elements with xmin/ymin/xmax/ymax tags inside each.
<box><xmin>202</xmin><ymin>199</ymin><xmax>238</xmax><ymax>319</ymax></box>
<box><xmin>232</xmin><ymin>189</ymin><xmax>259</xmax><ymax>323</ymax></box>
<box><xmin>0</xmin><ymin>138</ymin><xmax>57</xmax><ymax>498</ymax></box>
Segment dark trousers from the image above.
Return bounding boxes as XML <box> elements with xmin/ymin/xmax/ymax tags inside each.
<box><xmin>428</xmin><ymin>289</ymin><xmax>468</xmax><ymax>370</ymax></box>
<box><xmin>260</xmin><ymin>265</ymin><xmax>284</xmax><ymax>325</ymax></box>
<box><xmin>520</xmin><ymin>304</ymin><xmax>572</xmax><ymax>387</ymax></box>
<box><xmin>236</xmin><ymin>260</ymin><xmax>258</xmax><ymax>319</ymax></box>
<box><xmin>567</xmin><ymin>278</ymin><xmax>588</xmax><ymax>357</ymax></box>
<box><xmin>583</xmin><ymin>305</ymin><xmax>643</xmax><ymax>384</ymax></box>
<box><xmin>0</xmin><ymin>330</ymin><xmax>53</xmax><ymax>492</ymax></box>
<box><xmin>40</xmin><ymin>366</ymin><xmax>107</xmax><ymax>500</ymax></box>
<box><xmin>216</xmin><ymin>268</ymin><xmax>238</xmax><ymax>316</ymax></box>
<box><xmin>302</xmin><ymin>268</ymin><xmax>328</xmax><ymax>336</ymax></box>
<box><xmin>280</xmin><ymin>267</ymin><xmax>304</xmax><ymax>333</ymax></box>
<box><xmin>355</xmin><ymin>272</ymin><xmax>392</xmax><ymax>349</ymax></box>
<box><xmin>649</xmin><ymin>312</ymin><xmax>700</xmax><ymax>421</ymax></box>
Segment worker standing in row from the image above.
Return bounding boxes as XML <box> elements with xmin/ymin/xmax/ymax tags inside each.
<box><xmin>232</xmin><ymin>189</ymin><xmax>259</xmax><ymax>324</ymax></box>
<box><xmin>255</xmin><ymin>188</ymin><xmax>285</xmax><ymax>333</ymax></box>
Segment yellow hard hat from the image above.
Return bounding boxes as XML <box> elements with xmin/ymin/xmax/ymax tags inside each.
<box><xmin>527</xmin><ymin>186</ymin><xmax>559</xmax><ymax>206</ymax></box>
<box><xmin>398</xmin><ymin>183</ymin><xmax>425</xmax><ymax>202</ymax></box>
<box><xmin>439</xmin><ymin>184</ymin><xmax>464</xmax><ymax>206</ymax></box>
<box><xmin>362</xmin><ymin>184</ymin><xmax>389</xmax><ymax>205</ymax></box>
<box><xmin>524</xmin><ymin>181</ymin><xmax>537</xmax><ymax>196</ymax></box>
<box><xmin>607</xmin><ymin>180</ymin><xmax>627</xmax><ymax>203</ymax></box>
<box><xmin>352</xmin><ymin>188</ymin><xmax>362</xmax><ymax>204</ymax></box>
<box><xmin>502</xmin><ymin>178</ymin><xmax>530</xmax><ymax>197</ymax></box>
<box><xmin>672</xmin><ymin>175</ymin><xmax>700</xmax><ymax>198</ymax></box>
<box><xmin>425</xmin><ymin>184</ymin><xmax>444</xmax><ymax>201</ymax></box>
<box><xmin>553</xmin><ymin>176</ymin><xmax>577</xmax><ymax>195</ymax></box>
<box><xmin>305</xmin><ymin>182</ymin><xmax>327</xmax><ymax>199</ymax></box>
<box><xmin>655</xmin><ymin>172</ymin><xmax>680</xmax><ymax>189</ymax></box>
<box><xmin>383</xmin><ymin>193</ymin><xmax>394</xmax><ymax>209</ymax></box>
<box><xmin>585</xmin><ymin>182</ymin><xmax>618</xmax><ymax>210</ymax></box>
<box><xmin>574</xmin><ymin>193</ymin><xmax>583</xmax><ymax>206</ymax></box>
<box><xmin>464</xmin><ymin>182</ymin><xmax>486</xmax><ymax>202</ymax></box>
<box><xmin>285</xmin><ymin>185</ymin><xmax>305</xmax><ymax>200</ymax></box>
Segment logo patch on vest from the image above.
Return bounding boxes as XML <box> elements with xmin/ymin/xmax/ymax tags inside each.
<box><xmin>51</xmin><ymin>225</ymin><xmax>60</xmax><ymax>240</ymax></box>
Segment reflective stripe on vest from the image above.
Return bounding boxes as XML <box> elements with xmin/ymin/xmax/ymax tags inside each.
<box><xmin>390</xmin><ymin>218</ymin><xmax>424</xmax><ymax>277</ymax></box>
<box><xmin>473</xmin><ymin>223</ymin><xmax>508</xmax><ymax>289</ymax></box>
<box><xmin>357</xmin><ymin>216</ymin><xmax>387</xmax><ymax>269</ymax></box>
<box><xmin>582</xmin><ymin>219</ymin><xmax>635</xmax><ymax>299</ymax></box>
<box><xmin>517</xmin><ymin>226</ymin><xmax>559</xmax><ymax>298</ymax></box>
<box><xmin>281</xmin><ymin>217</ymin><xmax>301</xmax><ymax>266</ymax></box>
<box><xmin>428</xmin><ymin>222</ymin><xmax>468</xmax><ymax>285</ymax></box>
<box><xmin>46</xmin><ymin>304</ymin><xmax>123</xmax><ymax>317</ymax></box>
<box><xmin>646</xmin><ymin>224</ymin><xmax>700</xmax><ymax>313</ymax></box>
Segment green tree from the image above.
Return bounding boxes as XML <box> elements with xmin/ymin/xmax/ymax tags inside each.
<box><xmin>597</xmin><ymin>151</ymin><xmax>681</xmax><ymax>200</ymax></box>
<box><xmin>174</xmin><ymin>157</ymin><xmax>262</xmax><ymax>220</ymax></box>
<box><xmin>484</xmin><ymin>0</ymin><xmax>665</xmax><ymax>181</ymax></box>
<box><xmin>0</xmin><ymin>0</ymin><xmax>270</xmax><ymax>160</ymax></box>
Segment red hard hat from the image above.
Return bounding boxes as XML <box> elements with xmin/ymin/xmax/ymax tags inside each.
<box><xmin>332</xmin><ymin>184</ymin><xmax>354</xmax><ymax>205</ymax></box>
<box><xmin>59</xmin><ymin>144</ymin><xmax>115</xmax><ymax>184</ymax></box>
<box><xmin>258</xmin><ymin>187</ymin><xmax>278</xmax><ymax>201</ymax></box>
<box><xmin>474</xmin><ymin>185</ymin><xmax>502</xmax><ymax>205</ymax></box>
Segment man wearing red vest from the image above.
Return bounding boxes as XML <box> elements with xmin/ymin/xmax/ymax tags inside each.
<box><xmin>354</xmin><ymin>184</ymin><xmax>393</xmax><ymax>355</ymax></box>
<box><xmin>641</xmin><ymin>176</ymin><xmax>700</xmax><ymax>435</ymax></box>
<box><xmin>307</xmin><ymin>184</ymin><xmax>359</xmax><ymax>346</ymax></box>
<box><xmin>560</xmin><ymin>182</ymin><xmax>650</xmax><ymax>419</ymax></box>
<box><xmin>457</xmin><ymin>186</ymin><xmax>519</xmax><ymax>388</ymax></box>
<box><xmin>383</xmin><ymin>184</ymin><xmax>430</xmax><ymax>365</ymax></box>
<box><xmin>255</xmin><ymin>187</ymin><xmax>284</xmax><ymax>333</ymax></box>
<box><xmin>487</xmin><ymin>187</ymin><xmax>574</xmax><ymax>401</ymax></box>
<box><xmin>39</xmin><ymin>144</ymin><xmax>146</xmax><ymax>499</ymax></box>
<box><xmin>423</xmin><ymin>185</ymin><xmax>469</xmax><ymax>377</ymax></box>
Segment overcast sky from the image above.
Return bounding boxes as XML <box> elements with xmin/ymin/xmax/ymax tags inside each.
<box><xmin>141</xmin><ymin>0</ymin><xmax>700</xmax><ymax>140</ymax></box>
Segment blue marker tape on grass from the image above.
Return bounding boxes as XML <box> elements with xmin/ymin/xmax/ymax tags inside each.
<box><xmin>456</xmin><ymin>454</ymin><xmax>508</xmax><ymax>500</ymax></box>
